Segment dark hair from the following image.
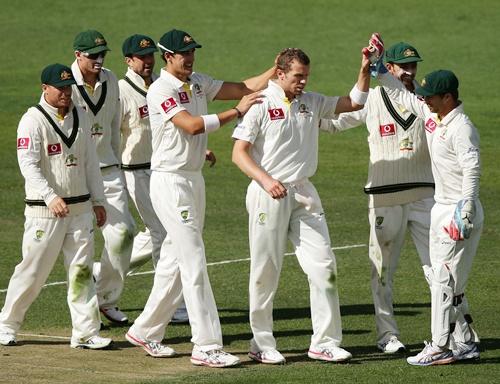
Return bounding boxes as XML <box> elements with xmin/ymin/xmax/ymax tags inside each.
<box><xmin>439</xmin><ymin>90</ymin><xmax>459</xmax><ymax>101</ymax></box>
<box><xmin>276</xmin><ymin>48</ymin><xmax>310</xmax><ymax>72</ymax></box>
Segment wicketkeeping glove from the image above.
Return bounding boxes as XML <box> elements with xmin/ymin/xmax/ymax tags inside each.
<box><xmin>444</xmin><ymin>200</ymin><xmax>475</xmax><ymax>241</ymax></box>
<box><xmin>454</xmin><ymin>199</ymin><xmax>475</xmax><ymax>239</ymax></box>
<box><xmin>362</xmin><ymin>33</ymin><xmax>386</xmax><ymax>78</ymax></box>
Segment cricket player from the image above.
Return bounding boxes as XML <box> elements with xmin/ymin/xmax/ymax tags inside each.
<box><xmin>0</xmin><ymin>64</ymin><xmax>112</xmax><ymax>349</ymax></box>
<box><xmin>71</xmin><ymin>30</ymin><xmax>136</xmax><ymax>325</ymax></box>
<box><xmin>231</xmin><ymin>44</ymin><xmax>375</xmax><ymax>364</ymax></box>
<box><xmin>376</xmin><ymin>66</ymin><xmax>482</xmax><ymax>365</ymax></box>
<box><xmin>126</xmin><ymin>28</ymin><xmax>276</xmax><ymax>367</ymax></box>
<box><xmin>118</xmin><ymin>33</ymin><xmax>188</xmax><ymax>322</ymax></box>
<box><xmin>320</xmin><ymin>42</ymin><xmax>434</xmax><ymax>354</ymax></box>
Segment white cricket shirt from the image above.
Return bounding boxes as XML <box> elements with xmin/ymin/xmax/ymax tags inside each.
<box><xmin>148</xmin><ymin>69</ymin><xmax>223</xmax><ymax>172</ymax></box>
<box><xmin>17</xmin><ymin>94</ymin><xmax>105</xmax><ymax>218</ymax></box>
<box><xmin>322</xmin><ymin>86</ymin><xmax>435</xmax><ymax>207</ymax></box>
<box><xmin>118</xmin><ymin>68</ymin><xmax>159</xmax><ymax>167</ymax></box>
<box><xmin>71</xmin><ymin>61</ymin><xmax>121</xmax><ymax>168</ymax></box>
<box><xmin>232</xmin><ymin>80</ymin><xmax>338</xmax><ymax>183</ymax></box>
<box><xmin>379</xmin><ymin>73</ymin><xmax>480</xmax><ymax>205</ymax></box>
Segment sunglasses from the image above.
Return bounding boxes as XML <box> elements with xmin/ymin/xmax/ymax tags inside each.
<box><xmin>81</xmin><ymin>51</ymin><xmax>106</xmax><ymax>60</ymax></box>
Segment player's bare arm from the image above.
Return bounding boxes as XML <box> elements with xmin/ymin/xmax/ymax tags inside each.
<box><xmin>232</xmin><ymin>139</ymin><xmax>287</xmax><ymax>199</ymax></box>
<box><xmin>214</xmin><ymin>64</ymin><xmax>277</xmax><ymax>100</ymax></box>
<box><xmin>334</xmin><ymin>48</ymin><xmax>372</xmax><ymax>114</ymax></box>
<box><xmin>170</xmin><ymin>91</ymin><xmax>264</xmax><ymax>135</ymax></box>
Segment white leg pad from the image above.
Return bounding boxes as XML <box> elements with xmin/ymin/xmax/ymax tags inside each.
<box><xmin>431</xmin><ymin>264</ymin><xmax>454</xmax><ymax>348</ymax></box>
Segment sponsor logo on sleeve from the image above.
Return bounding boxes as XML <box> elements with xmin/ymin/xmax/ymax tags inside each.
<box><xmin>48</xmin><ymin>143</ymin><xmax>62</xmax><ymax>156</ymax></box>
<box><xmin>425</xmin><ymin>118</ymin><xmax>437</xmax><ymax>133</ymax></box>
<box><xmin>17</xmin><ymin>137</ymin><xmax>30</xmax><ymax>149</ymax></box>
<box><xmin>178</xmin><ymin>91</ymin><xmax>190</xmax><ymax>104</ymax></box>
<box><xmin>161</xmin><ymin>97</ymin><xmax>178</xmax><ymax>114</ymax></box>
<box><xmin>379</xmin><ymin>123</ymin><xmax>396</xmax><ymax>136</ymax></box>
<box><xmin>268</xmin><ymin>108</ymin><xmax>285</xmax><ymax>120</ymax></box>
<box><xmin>138</xmin><ymin>105</ymin><xmax>149</xmax><ymax>118</ymax></box>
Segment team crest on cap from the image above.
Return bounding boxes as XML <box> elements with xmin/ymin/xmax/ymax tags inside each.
<box><xmin>421</xmin><ymin>78</ymin><xmax>427</xmax><ymax>87</ymax></box>
<box><xmin>60</xmin><ymin>70</ymin><xmax>72</xmax><ymax>81</ymax></box>
<box><xmin>183</xmin><ymin>35</ymin><xmax>193</xmax><ymax>44</ymax></box>
<box><xmin>403</xmin><ymin>48</ymin><xmax>416</xmax><ymax>57</ymax></box>
<box><xmin>95</xmin><ymin>37</ymin><xmax>106</xmax><ymax>46</ymax></box>
<box><xmin>139</xmin><ymin>39</ymin><xmax>151</xmax><ymax>48</ymax></box>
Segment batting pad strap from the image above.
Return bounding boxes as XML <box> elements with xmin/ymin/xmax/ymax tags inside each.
<box><xmin>202</xmin><ymin>114</ymin><xmax>221</xmax><ymax>133</ymax></box>
<box><xmin>349</xmin><ymin>84</ymin><xmax>369</xmax><ymax>105</ymax></box>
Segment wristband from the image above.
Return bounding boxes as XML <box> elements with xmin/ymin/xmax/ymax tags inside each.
<box><xmin>202</xmin><ymin>114</ymin><xmax>221</xmax><ymax>133</ymax></box>
<box><xmin>349</xmin><ymin>84</ymin><xmax>369</xmax><ymax>105</ymax></box>
<box><xmin>233</xmin><ymin>107</ymin><xmax>243</xmax><ymax>118</ymax></box>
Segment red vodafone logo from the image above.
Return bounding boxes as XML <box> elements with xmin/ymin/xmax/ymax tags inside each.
<box><xmin>425</xmin><ymin>118</ymin><xmax>437</xmax><ymax>133</ymax></box>
<box><xmin>379</xmin><ymin>123</ymin><xmax>396</xmax><ymax>136</ymax></box>
<box><xmin>268</xmin><ymin>108</ymin><xmax>285</xmax><ymax>120</ymax></box>
<box><xmin>178</xmin><ymin>91</ymin><xmax>189</xmax><ymax>104</ymax></box>
<box><xmin>139</xmin><ymin>105</ymin><xmax>149</xmax><ymax>118</ymax></box>
<box><xmin>17</xmin><ymin>137</ymin><xmax>30</xmax><ymax>150</ymax></box>
<box><xmin>48</xmin><ymin>143</ymin><xmax>62</xmax><ymax>156</ymax></box>
<box><xmin>161</xmin><ymin>97</ymin><xmax>178</xmax><ymax>114</ymax></box>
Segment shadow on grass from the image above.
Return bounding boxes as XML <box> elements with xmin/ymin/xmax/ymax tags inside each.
<box><xmin>211</xmin><ymin>303</ymin><xmax>429</xmax><ymax>325</ymax></box>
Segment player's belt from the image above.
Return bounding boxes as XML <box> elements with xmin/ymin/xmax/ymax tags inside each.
<box><xmin>365</xmin><ymin>182</ymin><xmax>435</xmax><ymax>194</ymax></box>
<box><xmin>100</xmin><ymin>164</ymin><xmax>119</xmax><ymax>170</ymax></box>
<box><xmin>121</xmin><ymin>162</ymin><xmax>151</xmax><ymax>170</ymax></box>
<box><xmin>25</xmin><ymin>194</ymin><xmax>91</xmax><ymax>206</ymax></box>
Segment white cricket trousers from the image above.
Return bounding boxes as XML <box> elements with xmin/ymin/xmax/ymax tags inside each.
<box><xmin>123</xmin><ymin>169</ymin><xmax>166</xmax><ymax>270</ymax></box>
<box><xmin>368</xmin><ymin>197</ymin><xmax>433</xmax><ymax>344</ymax></box>
<box><xmin>129</xmin><ymin>170</ymin><xmax>222</xmax><ymax>350</ymax></box>
<box><xmin>430</xmin><ymin>201</ymin><xmax>483</xmax><ymax>347</ymax></box>
<box><xmin>0</xmin><ymin>212</ymin><xmax>100</xmax><ymax>340</ymax></box>
<box><xmin>96</xmin><ymin>167</ymin><xmax>135</xmax><ymax>308</ymax></box>
<box><xmin>246</xmin><ymin>179</ymin><xmax>342</xmax><ymax>351</ymax></box>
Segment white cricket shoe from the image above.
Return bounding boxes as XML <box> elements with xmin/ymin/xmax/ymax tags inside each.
<box><xmin>191</xmin><ymin>346</ymin><xmax>240</xmax><ymax>367</ymax></box>
<box><xmin>453</xmin><ymin>341</ymin><xmax>480</xmax><ymax>361</ymax></box>
<box><xmin>100</xmin><ymin>306</ymin><xmax>128</xmax><ymax>325</ymax></box>
<box><xmin>71</xmin><ymin>335</ymin><xmax>113</xmax><ymax>349</ymax></box>
<box><xmin>407</xmin><ymin>341</ymin><xmax>455</xmax><ymax>366</ymax></box>
<box><xmin>125</xmin><ymin>331</ymin><xmax>176</xmax><ymax>357</ymax></box>
<box><xmin>248</xmin><ymin>348</ymin><xmax>286</xmax><ymax>364</ymax></box>
<box><xmin>377</xmin><ymin>336</ymin><xmax>406</xmax><ymax>354</ymax></box>
<box><xmin>170</xmin><ymin>306</ymin><xmax>189</xmax><ymax>324</ymax></box>
<box><xmin>308</xmin><ymin>346</ymin><xmax>352</xmax><ymax>362</ymax></box>
<box><xmin>0</xmin><ymin>332</ymin><xmax>17</xmax><ymax>346</ymax></box>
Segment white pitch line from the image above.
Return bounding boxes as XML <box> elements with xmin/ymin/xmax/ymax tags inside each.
<box><xmin>0</xmin><ymin>243</ymin><xmax>366</xmax><ymax>293</ymax></box>
<box><xmin>18</xmin><ymin>332</ymin><xmax>71</xmax><ymax>340</ymax></box>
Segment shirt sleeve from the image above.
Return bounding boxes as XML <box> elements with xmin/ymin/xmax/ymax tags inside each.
<box><xmin>110</xmin><ymin>77</ymin><xmax>122</xmax><ymax>162</ymax></box>
<box><xmin>17</xmin><ymin>113</ymin><xmax>58</xmax><ymax>205</ymax></box>
<box><xmin>197</xmin><ymin>73</ymin><xmax>223</xmax><ymax>102</ymax></box>
<box><xmin>378</xmin><ymin>72</ymin><xmax>429</xmax><ymax>119</ymax></box>
<box><xmin>232</xmin><ymin>102</ymin><xmax>262</xmax><ymax>144</ymax></box>
<box><xmin>454</xmin><ymin>121</ymin><xmax>481</xmax><ymax>200</ymax></box>
<box><xmin>317</xmin><ymin>94</ymin><xmax>340</xmax><ymax>120</ymax></box>
<box><xmin>148</xmin><ymin>85</ymin><xmax>187</xmax><ymax>123</ymax></box>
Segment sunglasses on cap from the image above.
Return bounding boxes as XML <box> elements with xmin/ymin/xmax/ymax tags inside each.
<box><xmin>81</xmin><ymin>51</ymin><xmax>107</xmax><ymax>60</ymax></box>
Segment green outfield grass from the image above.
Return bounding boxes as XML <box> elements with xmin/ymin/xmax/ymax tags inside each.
<box><xmin>1</xmin><ymin>1</ymin><xmax>499</xmax><ymax>383</ymax></box>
